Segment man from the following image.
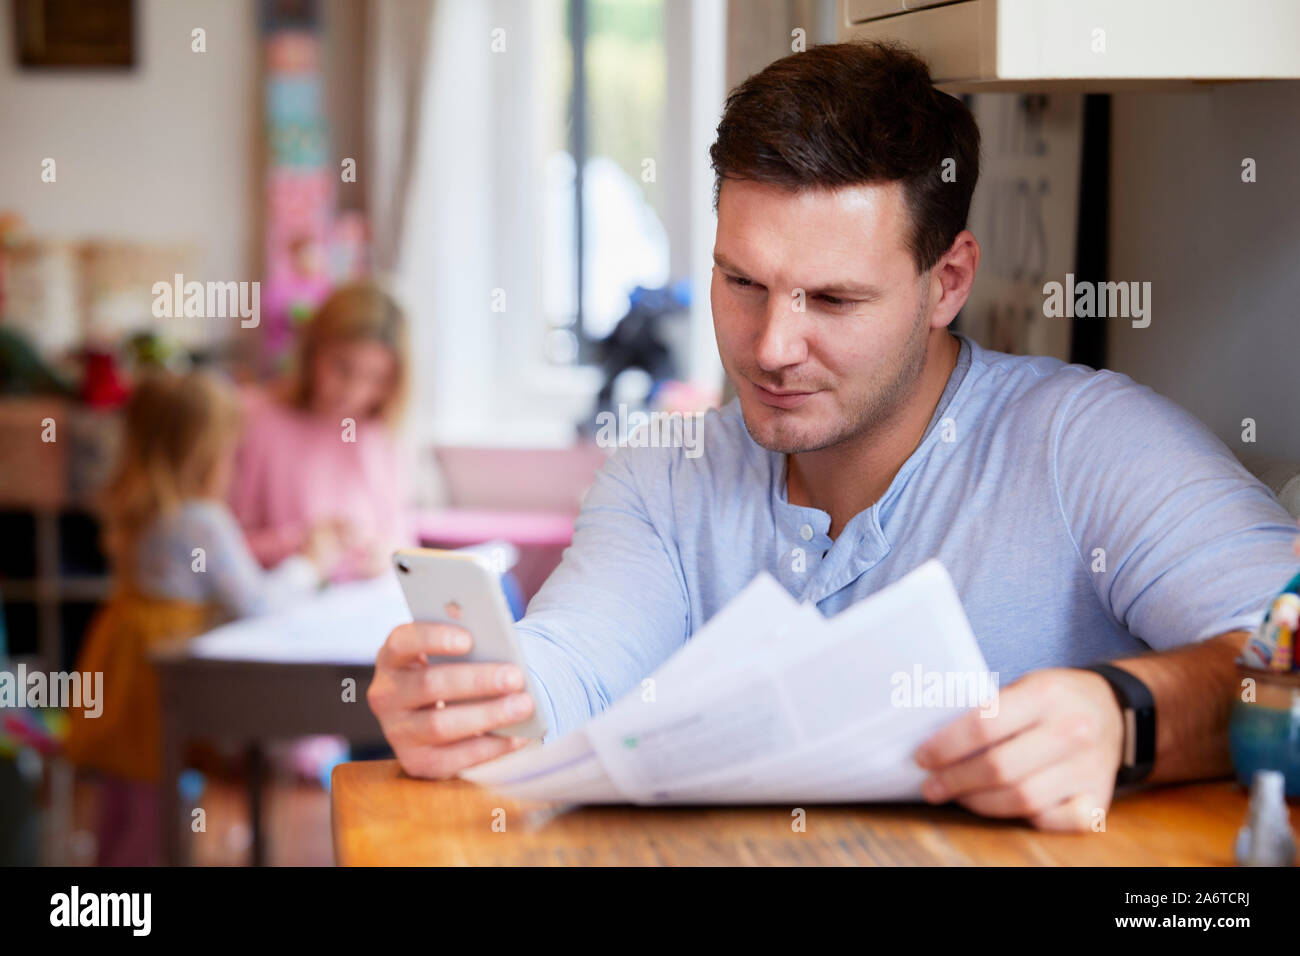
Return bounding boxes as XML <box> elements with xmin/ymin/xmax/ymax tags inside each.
<box><xmin>368</xmin><ymin>42</ymin><xmax>1298</xmax><ymax>830</ymax></box>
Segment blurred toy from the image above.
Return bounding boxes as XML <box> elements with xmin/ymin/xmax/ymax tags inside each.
<box><xmin>0</xmin><ymin>707</ymin><xmax>66</xmax><ymax>759</ymax></box>
<box><xmin>591</xmin><ymin>281</ymin><xmax>691</xmax><ymax>424</ymax></box>
<box><xmin>1235</xmin><ymin>769</ymin><xmax>1296</xmax><ymax>866</ymax></box>
<box><xmin>79</xmin><ymin>347</ymin><xmax>130</xmax><ymax>409</ymax></box>
<box><xmin>1269</xmin><ymin>593</ymin><xmax>1300</xmax><ymax>671</ymax></box>
<box><xmin>1244</xmin><ymin>571</ymin><xmax>1300</xmax><ymax>669</ymax></box>
<box><xmin>125</xmin><ymin>330</ymin><xmax>191</xmax><ymax>373</ymax></box>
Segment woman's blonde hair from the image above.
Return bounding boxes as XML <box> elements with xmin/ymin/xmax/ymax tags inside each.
<box><xmin>102</xmin><ymin>370</ymin><xmax>242</xmax><ymax>575</ymax></box>
<box><xmin>286</xmin><ymin>282</ymin><xmax>409</xmax><ymax>426</ymax></box>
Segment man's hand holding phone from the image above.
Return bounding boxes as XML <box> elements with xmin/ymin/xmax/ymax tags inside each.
<box><xmin>368</xmin><ymin>622</ymin><xmax>535</xmax><ymax>779</ymax></box>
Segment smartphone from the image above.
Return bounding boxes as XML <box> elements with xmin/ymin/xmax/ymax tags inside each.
<box><xmin>392</xmin><ymin>547</ymin><xmax>549</xmax><ymax>739</ymax></box>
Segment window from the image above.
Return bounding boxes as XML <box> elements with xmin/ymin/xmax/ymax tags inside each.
<box><xmin>540</xmin><ymin>0</ymin><xmax>673</xmax><ymax>364</ymax></box>
<box><xmin>401</xmin><ymin>0</ymin><xmax>724</xmax><ymax>445</ymax></box>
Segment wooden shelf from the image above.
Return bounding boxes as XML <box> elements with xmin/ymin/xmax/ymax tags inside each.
<box><xmin>0</xmin><ymin>509</ymin><xmax>109</xmax><ymax>670</ymax></box>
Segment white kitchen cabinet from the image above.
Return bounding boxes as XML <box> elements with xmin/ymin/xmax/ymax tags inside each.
<box><xmin>840</xmin><ymin>0</ymin><xmax>1300</xmax><ymax>89</ymax></box>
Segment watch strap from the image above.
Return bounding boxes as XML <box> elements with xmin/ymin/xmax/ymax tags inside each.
<box><xmin>1082</xmin><ymin>663</ymin><xmax>1156</xmax><ymax>786</ymax></box>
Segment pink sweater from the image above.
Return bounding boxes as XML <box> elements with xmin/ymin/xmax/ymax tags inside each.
<box><xmin>228</xmin><ymin>387</ymin><xmax>414</xmax><ymax>581</ymax></box>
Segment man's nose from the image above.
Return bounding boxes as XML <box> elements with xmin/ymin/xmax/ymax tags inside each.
<box><xmin>753</xmin><ymin>291</ymin><xmax>808</xmax><ymax>371</ymax></box>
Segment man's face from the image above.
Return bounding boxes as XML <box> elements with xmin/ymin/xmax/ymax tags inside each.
<box><xmin>711</xmin><ymin>178</ymin><xmax>934</xmax><ymax>454</ymax></box>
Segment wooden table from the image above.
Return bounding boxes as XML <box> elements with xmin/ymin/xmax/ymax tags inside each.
<box><xmin>331</xmin><ymin>759</ymin><xmax>1293</xmax><ymax>866</ymax></box>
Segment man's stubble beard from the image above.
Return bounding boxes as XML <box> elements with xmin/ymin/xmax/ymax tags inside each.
<box><xmin>739</xmin><ymin>289</ymin><xmax>932</xmax><ymax>456</ymax></box>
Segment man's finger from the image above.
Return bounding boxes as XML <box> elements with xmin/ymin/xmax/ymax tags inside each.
<box><xmin>913</xmin><ymin>676</ymin><xmax>1050</xmax><ymax>770</ymax></box>
<box><xmin>376</xmin><ymin>622</ymin><xmax>472</xmax><ymax>669</ymax></box>
<box><xmin>953</xmin><ymin>757</ymin><xmax>1091</xmax><ymax>820</ymax></box>
<box><xmin>388</xmin><ymin>661</ymin><xmax>527</xmax><ymax>709</ymax></box>
<box><xmin>922</xmin><ymin>715</ymin><xmax>1091</xmax><ymax>802</ymax></box>
<box><xmin>388</xmin><ymin>692</ymin><xmax>536</xmax><ymax>747</ymax></box>
<box><xmin>1028</xmin><ymin>791</ymin><xmax>1105</xmax><ymax>833</ymax></box>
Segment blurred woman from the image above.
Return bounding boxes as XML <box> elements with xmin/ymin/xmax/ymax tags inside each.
<box><xmin>229</xmin><ymin>282</ymin><xmax>415</xmax><ymax>580</ymax></box>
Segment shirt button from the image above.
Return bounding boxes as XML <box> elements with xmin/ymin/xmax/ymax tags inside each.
<box><xmin>799</xmin><ymin>523</ymin><xmax>814</xmax><ymax>541</ymax></box>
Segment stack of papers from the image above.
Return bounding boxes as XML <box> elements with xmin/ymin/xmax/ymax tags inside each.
<box><xmin>462</xmin><ymin>559</ymin><xmax>993</xmax><ymax>805</ymax></box>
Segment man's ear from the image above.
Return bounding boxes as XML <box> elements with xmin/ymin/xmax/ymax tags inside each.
<box><xmin>928</xmin><ymin>230</ymin><xmax>981</xmax><ymax>329</ymax></box>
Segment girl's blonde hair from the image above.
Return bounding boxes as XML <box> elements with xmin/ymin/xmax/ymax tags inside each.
<box><xmin>102</xmin><ymin>370</ymin><xmax>242</xmax><ymax>575</ymax></box>
<box><xmin>286</xmin><ymin>282</ymin><xmax>409</xmax><ymax>426</ymax></box>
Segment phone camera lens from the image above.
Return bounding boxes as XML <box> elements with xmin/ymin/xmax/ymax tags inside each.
<box><xmin>396</xmin><ymin>559</ymin><xmax>410</xmax><ymax>574</ymax></box>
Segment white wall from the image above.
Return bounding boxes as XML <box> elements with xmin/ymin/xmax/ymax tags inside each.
<box><xmin>0</xmin><ymin>0</ymin><xmax>259</xmax><ymax>283</ymax></box>
<box><xmin>1107</xmin><ymin>82</ymin><xmax>1300</xmax><ymax>461</ymax></box>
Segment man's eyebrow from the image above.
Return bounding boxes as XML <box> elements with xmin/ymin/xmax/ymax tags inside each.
<box><xmin>712</xmin><ymin>252</ymin><xmax>750</xmax><ymax>276</ymax></box>
<box><xmin>713</xmin><ymin>252</ymin><xmax>885</xmax><ymax>300</ymax></box>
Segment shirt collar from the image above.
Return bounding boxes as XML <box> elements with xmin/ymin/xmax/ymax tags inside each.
<box><xmin>765</xmin><ymin>333</ymin><xmax>975</xmax><ymax>549</ymax></box>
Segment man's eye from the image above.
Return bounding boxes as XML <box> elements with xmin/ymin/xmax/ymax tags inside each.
<box><xmin>818</xmin><ymin>295</ymin><xmax>854</xmax><ymax>308</ymax></box>
<box><xmin>726</xmin><ymin>275</ymin><xmax>755</xmax><ymax>288</ymax></box>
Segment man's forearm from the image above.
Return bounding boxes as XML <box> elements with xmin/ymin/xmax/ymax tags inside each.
<box><xmin>1113</xmin><ymin>630</ymin><xmax>1248</xmax><ymax>784</ymax></box>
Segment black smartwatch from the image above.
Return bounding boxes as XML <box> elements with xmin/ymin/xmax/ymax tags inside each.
<box><xmin>1080</xmin><ymin>663</ymin><xmax>1156</xmax><ymax>786</ymax></box>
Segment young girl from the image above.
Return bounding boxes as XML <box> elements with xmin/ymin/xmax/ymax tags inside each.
<box><xmin>229</xmin><ymin>282</ymin><xmax>415</xmax><ymax>582</ymax></box>
<box><xmin>64</xmin><ymin>371</ymin><xmax>338</xmax><ymax>866</ymax></box>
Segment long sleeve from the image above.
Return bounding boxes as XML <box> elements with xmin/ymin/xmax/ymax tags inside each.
<box><xmin>191</xmin><ymin>503</ymin><xmax>321</xmax><ymax>619</ymax></box>
<box><xmin>512</xmin><ymin>446</ymin><xmax>691</xmax><ymax>740</ymax></box>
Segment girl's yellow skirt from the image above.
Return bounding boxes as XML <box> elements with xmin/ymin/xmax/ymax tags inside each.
<box><xmin>64</xmin><ymin>591</ymin><xmax>213</xmax><ymax>782</ymax></box>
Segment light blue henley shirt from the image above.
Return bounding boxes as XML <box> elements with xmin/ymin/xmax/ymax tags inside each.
<box><xmin>516</xmin><ymin>334</ymin><xmax>1298</xmax><ymax>740</ymax></box>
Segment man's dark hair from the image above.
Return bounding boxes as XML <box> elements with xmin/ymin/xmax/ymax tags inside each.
<box><xmin>709</xmin><ymin>41</ymin><xmax>981</xmax><ymax>276</ymax></box>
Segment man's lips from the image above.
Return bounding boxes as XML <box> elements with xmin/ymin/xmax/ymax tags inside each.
<box><xmin>749</xmin><ymin>380</ymin><xmax>816</xmax><ymax>410</ymax></box>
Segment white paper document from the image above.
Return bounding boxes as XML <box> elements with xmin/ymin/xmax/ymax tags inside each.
<box><xmin>462</xmin><ymin>559</ymin><xmax>995</xmax><ymax>805</ymax></box>
<box><xmin>187</xmin><ymin>539</ymin><xmax>519</xmax><ymax>664</ymax></box>
<box><xmin>189</xmin><ymin>573</ymin><xmax>411</xmax><ymax>664</ymax></box>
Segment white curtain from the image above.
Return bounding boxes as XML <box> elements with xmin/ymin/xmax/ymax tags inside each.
<box><xmin>368</xmin><ymin>0</ymin><xmax>544</xmax><ymax>450</ymax></box>
<box><xmin>363</xmin><ymin>0</ymin><xmax>436</xmax><ymax>273</ymax></box>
